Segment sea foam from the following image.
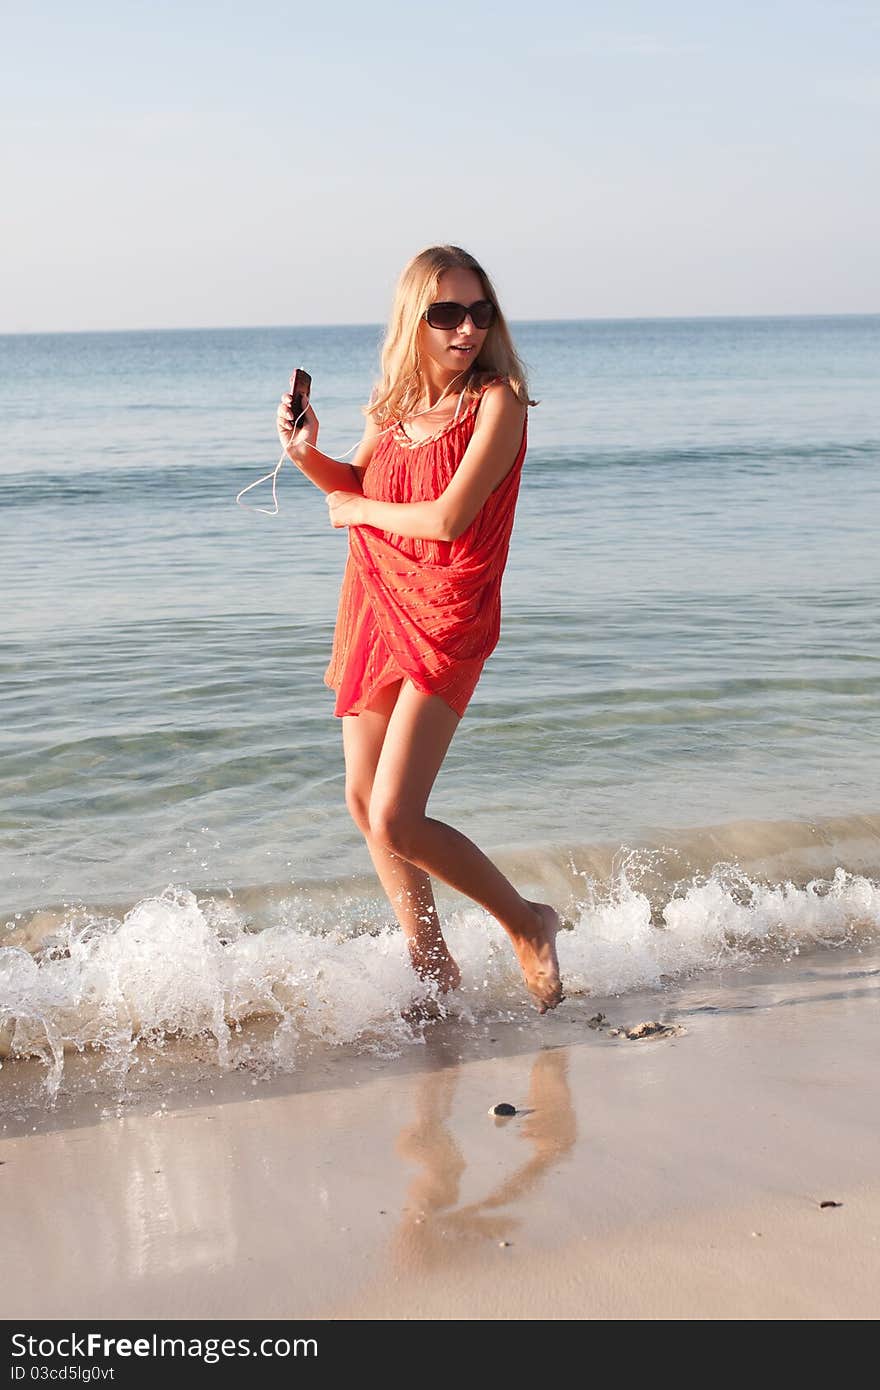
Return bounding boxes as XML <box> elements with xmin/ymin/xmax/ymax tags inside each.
<box><xmin>3</xmin><ymin>858</ymin><xmax>880</xmax><ymax>1101</ymax></box>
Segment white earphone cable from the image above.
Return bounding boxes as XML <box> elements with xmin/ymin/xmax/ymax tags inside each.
<box><xmin>235</xmin><ymin>368</ymin><xmax>472</xmax><ymax>516</ymax></box>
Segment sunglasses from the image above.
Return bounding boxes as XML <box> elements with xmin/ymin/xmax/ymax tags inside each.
<box><xmin>423</xmin><ymin>299</ymin><xmax>496</xmax><ymax>331</ymax></box>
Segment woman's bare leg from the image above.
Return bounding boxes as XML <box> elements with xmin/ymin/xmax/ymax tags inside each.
<box><xmin>368</xmin><ymin>682</ymin><xmax>563</xmax><ymax>1013</ymax></box>
<box><xmin>342</xmin><ymin>681</ymin><xmax>460</xmax><ymax>993</ymax></box>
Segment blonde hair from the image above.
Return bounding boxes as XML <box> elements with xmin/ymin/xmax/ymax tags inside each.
<box><xmin>368</xmin><ymin>245</ymin><xmax>534</xmax><ymax>425</ymax></box>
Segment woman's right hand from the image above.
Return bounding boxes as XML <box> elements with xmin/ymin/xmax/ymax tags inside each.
<box><xmin>277</xmin><ymin>392</ymin><xmax>319</xmax><ymax>462</ymax></box>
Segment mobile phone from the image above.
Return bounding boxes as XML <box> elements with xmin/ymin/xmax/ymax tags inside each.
<box><xmin>289</xmin><ymin>368</ymin><xmax>312</xmax><ymax>426</ymax></box>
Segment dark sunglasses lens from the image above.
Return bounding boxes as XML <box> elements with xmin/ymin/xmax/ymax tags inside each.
<box><xmin>426</xmin><ymin>302</ymin><xmax>465</xmax><ymax>329</ymax></box>
<box><xmin>426</xmin><ymin>301</ymin><xmax>496</xmax><ymax>330</ymax></box>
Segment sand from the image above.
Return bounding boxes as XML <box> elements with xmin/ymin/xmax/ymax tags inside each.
<box><xmin>2</xmin><ymin>948</ymin><xmax>879</xmax><ymax>1321</ymax></box>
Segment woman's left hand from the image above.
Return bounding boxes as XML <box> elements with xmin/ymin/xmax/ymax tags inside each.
<box><xmin>327</xmin><ymin>490</ymin><xmax>365</xmax><ymax>528</ymax></box>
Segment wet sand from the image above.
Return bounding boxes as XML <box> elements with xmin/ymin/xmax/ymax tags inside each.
<box><xmin>2</xmin><ymin>950</ymin><xmax>879</xmax><ymax>1320</ymax></box>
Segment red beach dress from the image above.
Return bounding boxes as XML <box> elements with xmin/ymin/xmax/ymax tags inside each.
<box><xmin>324</xmin><ymin>379</ymin><xmax>528</xmax><ymax>718</ymax></box>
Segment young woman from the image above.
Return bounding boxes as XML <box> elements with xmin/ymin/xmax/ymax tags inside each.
<box><xmin>276</xmin><ymin>245</ymin><xmax>564</xmax><ymax>1013</ymax></box>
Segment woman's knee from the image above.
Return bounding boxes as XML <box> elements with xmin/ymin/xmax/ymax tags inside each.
<box><xmin>345</xmin><ymin>783</ymin><xmax>372</xmax><ymax>837</ymax></box>
<box><xmin>369</xmin><ymin>799</ymin><xmax>423</xmax><ymax>858</ymax></box>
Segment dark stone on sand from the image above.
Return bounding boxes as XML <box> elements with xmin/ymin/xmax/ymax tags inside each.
<box><xmin>819</xmin><ymin>1200</ymin><xmax>843</xmax><ymax>1208</ymax></box>
<box><xmin>491</xmin><ymin>1102</ymin><xmax>517</xmax><ymax>1116</ymax></box>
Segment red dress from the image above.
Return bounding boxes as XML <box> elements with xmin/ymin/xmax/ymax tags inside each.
<box><xmin>324</xmin><ymin>381</ymin><xmax>528</xmax><ymax>718</ymax></box>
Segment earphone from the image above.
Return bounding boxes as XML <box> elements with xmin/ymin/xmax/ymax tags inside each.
<box><xmin>235</xmin><ymin>367</ymin><xmax>473</xmax><ymax>516</ymax></box>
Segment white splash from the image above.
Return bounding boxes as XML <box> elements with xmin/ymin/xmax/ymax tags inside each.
<box><xmin>3</xmin><ymin>863</ymin><xmax>880</xmax><ymax>1100</ymax></box>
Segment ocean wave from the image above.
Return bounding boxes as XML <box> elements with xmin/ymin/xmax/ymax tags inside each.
<box><xmin>3</xmin><ymin>435</ymin><xmax>878</xmax><ymax>509</ymax></box>
<box><xmin>528</xmin><ymin>439</ymin><xmax>880</xmax><ymax>474</ymax></box>
<box><xmin>3</xmin><ymin>839</ymin><xmax>879</xmax><ymax>1102</ymax></box>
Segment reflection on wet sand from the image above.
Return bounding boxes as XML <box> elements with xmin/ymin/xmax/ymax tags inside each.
<box><xmin>392</xmin><ymin>1046</ymin><xmax>577</xmax><ymax>1269</ymax></box>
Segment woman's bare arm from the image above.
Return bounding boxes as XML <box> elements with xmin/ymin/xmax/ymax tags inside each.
<box><xmin>278</xmin><ymin>392</ymin><xmax>382</xmax><ymax>497</ymax></box>
<box><xmin>326</xmin><ymin>384</ymin><xmax>526</xmax><ymax>539</ymax></box>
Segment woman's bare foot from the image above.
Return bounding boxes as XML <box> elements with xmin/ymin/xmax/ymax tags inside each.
<box><xmin>407</xmin><ymin>937</ymin><xmax>462</xmax><ymax>995</ymax></box>
<box><xmin>509</xmin><ymin>902</ymin><xmax>564</xmax><ymax>1014</ymax></box>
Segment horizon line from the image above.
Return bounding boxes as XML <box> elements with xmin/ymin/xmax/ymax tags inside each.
<box><xmin>1</xmin><ymin>310</ymin><xmax>879</xmax><ymax>339</ymax></box>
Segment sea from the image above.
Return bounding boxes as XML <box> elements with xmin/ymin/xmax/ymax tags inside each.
<box><xmin>2</xmin><ymin>314</ymin><xmax>879</xmax><ymax>1107</ymax></box>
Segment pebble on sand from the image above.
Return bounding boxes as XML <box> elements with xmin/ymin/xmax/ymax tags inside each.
<box><xmin>490</xmin><ymin>1103</ymin><xmax>517</xmax><ymax>1116</ymax></box>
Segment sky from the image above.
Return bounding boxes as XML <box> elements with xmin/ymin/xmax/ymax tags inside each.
<box><xmin>1</xmin><ymin>0</ymin><xmax>878</xmax><ymax>332</ymax></box>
